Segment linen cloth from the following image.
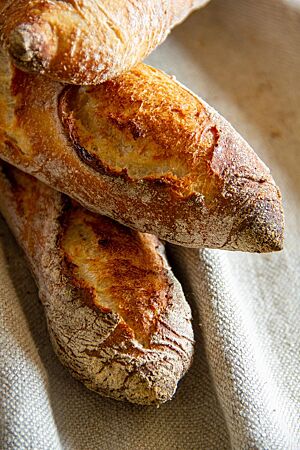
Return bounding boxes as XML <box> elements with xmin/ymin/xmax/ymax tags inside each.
<box><xmin>1</xmin><ymin>0</ymin><xmax>299</xmax><ymax>448</ymax></box>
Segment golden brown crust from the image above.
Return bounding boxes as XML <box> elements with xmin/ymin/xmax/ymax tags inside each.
<box><xmin>0</xmin><ymin>49</ymin><xmax>284</xmax><ymax>251</ymax></box>
<box><xmin>60</xmin><ymin>65</ymin><xmax>220</xmax><ymax>200</ymax></box>
<box><xmin>60</xmin><ymin>203</ymin><xmax>172</xmax><ymax>347</ymax></box>
<box><xmin>0</xmin><ymin>0</ymin><xmax>209</xmax><ymax>84</ymax></box>
<box><xmin>0</xmin><ymin>162</ymin><xmax>194</xmax><ymax>405</ymax></box>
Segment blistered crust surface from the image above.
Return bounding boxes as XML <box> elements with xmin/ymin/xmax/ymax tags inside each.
<box><xmin>60</xmin><ymin>203</ymin><xmax>173</xmax><ymax>347</ymax></box>
<box><xmin>0</xmin><ymin>49</ymin><xmax>284</xmax><ymax>251</ymax></box>
<box><xmin>0</xmin><ymin>163</ymin><xmax>194</xmax><ymax>405</ymax></box>
<box><xmin>61</xmin><ymin>64</ymin><xmax>220</xmax><ymax>201</ymax></box>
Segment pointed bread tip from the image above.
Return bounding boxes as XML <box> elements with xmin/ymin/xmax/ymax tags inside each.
<box><xmin>242</xmin><ymin>196</ymin><xmax>284</xmax><ymax>253</ymax></box>
<box><xmin>206</xmin><ymin>105</ymin><xmax>285</xmax><ymax>253</ymax></box>
<box><xmin>8</xmin><ymin>23</ymin><xmax>54</xmax><ymax>71</ymax></box>
<box><xmin>225</xmin><ymin>187</ymin><xmax>284</xmax><ymax>253</ymax></box>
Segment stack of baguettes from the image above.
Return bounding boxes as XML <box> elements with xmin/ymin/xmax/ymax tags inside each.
<box><xmin>0</xmin><ymin>0</ymin><xmax>284</xmax><ymax>405</ymax></box>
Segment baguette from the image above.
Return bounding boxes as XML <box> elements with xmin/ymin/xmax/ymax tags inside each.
<box><xmin>0</xmin><ymin>49</ymin><xmax>284</xmax><ymax>252</ymax></box>
<box><xmin>0</xmin><ymin>0</ymin><xmax>209</xmax><ymax>84</ymax></box>
<box><xmin>0</xmin><ymin>161</ymin><xmax>194</xmax><ymax>405</ymax></box>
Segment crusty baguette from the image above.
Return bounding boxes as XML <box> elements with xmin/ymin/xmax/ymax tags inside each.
<box><xmin>0</xmin><ymin>161</ymin><xmax>194</xmax><ymax>405</ymax></box>
<box><xmin>0</xmin><ymin>49</ymin><xmax>284</xmax><ymax>252</ymax></box>
<box><xmin>0</xmin><ymin>0</ymin><xmax>209</xmax><ymax>84</ymax></box>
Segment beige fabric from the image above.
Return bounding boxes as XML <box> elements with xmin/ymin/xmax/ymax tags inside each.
<box><xmin>1</xmin><ymin>0</ymin><xmax>299</xmax><ymax>448</ymax></box>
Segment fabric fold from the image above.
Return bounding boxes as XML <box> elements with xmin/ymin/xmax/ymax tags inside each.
<box><xmin>167</xmin><ymin>246</ymin><xmax>300</xmax><ymax>449</ymax></box>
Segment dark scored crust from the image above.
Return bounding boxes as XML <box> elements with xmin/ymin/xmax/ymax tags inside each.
<box><xmin>0</xmin><ymin>49</ymin><xmax>284</xmax><ymax>251</ymax></box>
<box><xmin>0</xmin><ymin>0</ymin><xmax>209</xmax><ymax>84</ymax></box>
<box><xmin>60</xmin><ymin>202</ymin><xmax>175</xmax><ymax>348</ymax></box>
<box><xmin>0</xmin><ymin>162</ymin><xmax>194</xmax><ymax>404</ymax></box>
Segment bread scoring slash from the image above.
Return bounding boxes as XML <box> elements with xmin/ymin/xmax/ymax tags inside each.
<box><xmin>0</xmin><ymin>49</ymin><xmax>284</xmax><ymax>251</ymax></box>
<box><xmin>0</xmin><ymin>162</ymin><xmax>194</xmax><ymax>405</ymax></box>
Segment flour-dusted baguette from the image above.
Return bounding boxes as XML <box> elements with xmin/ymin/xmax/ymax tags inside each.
<box><xmin>0</xmin><ymin>49</ymin><xmax>284</xmax><ymax>252</ymax></box>
<box><xmin>0</xmin><ymin>161</ymin><xmax>194</xmax><ymax>405</ymax></box>
<box><xmin>0</xmin><ymin>0</ymin><xmax>209</xmax><ymax>84</ymax></box>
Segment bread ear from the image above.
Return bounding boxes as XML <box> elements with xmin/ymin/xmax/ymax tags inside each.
<box><xmin>0</xmin><ymin>0</ymin><xmax>209</xmax><ymax>84</ymax></box>
<box><xmin>0</xmin><ymin>49</ymin><xmax>284</xmax><ymax>252</ymax></box>
<box><xmin>0</xmin><ymin>161</ymin><xmax>194</xmax><ymax>405</ymax></box>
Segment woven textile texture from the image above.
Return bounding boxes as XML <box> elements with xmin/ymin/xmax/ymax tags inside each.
<box><xmin>0</xmin><ymin>0</ymin><xmax>299</xmax><ymax>448</ymax></box>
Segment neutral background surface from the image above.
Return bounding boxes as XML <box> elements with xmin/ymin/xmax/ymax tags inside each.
<box><xmin>1</xmin><ymin>1</ymin><xmax>299</xmax><ymax>449</ymax></box>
